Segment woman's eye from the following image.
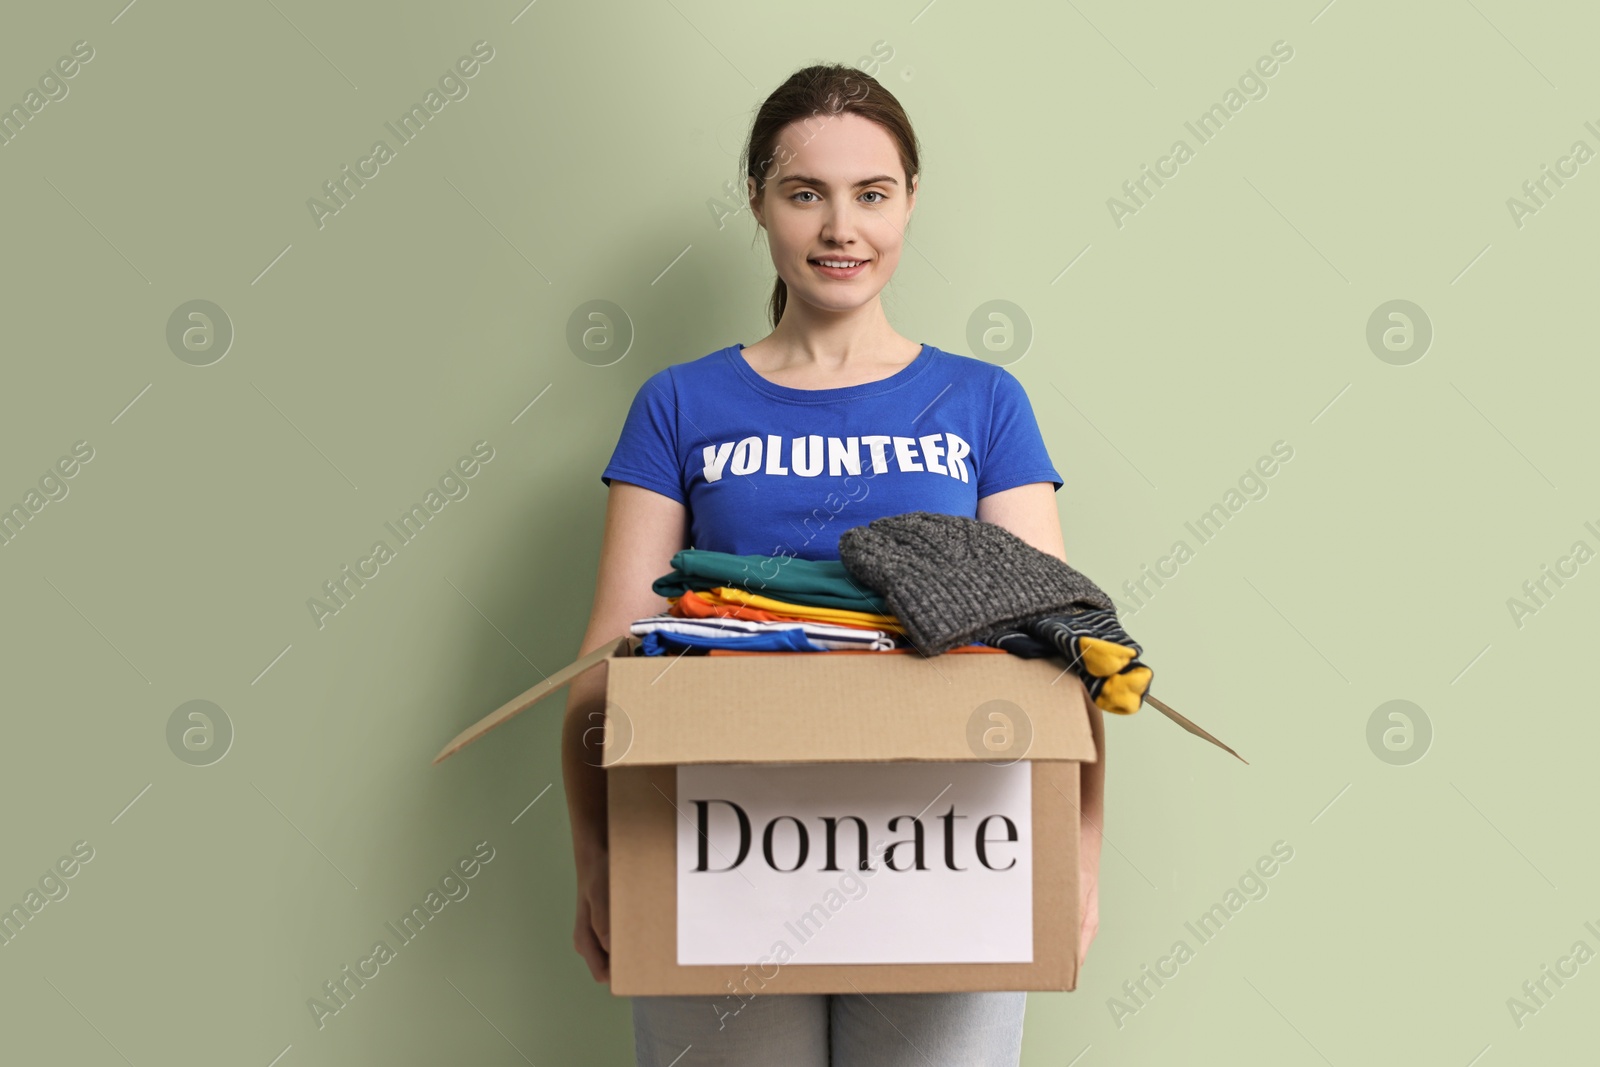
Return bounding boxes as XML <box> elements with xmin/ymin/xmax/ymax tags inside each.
<box><xmin>791</xmin><ymin>190</ymin><xmax>887</xmax><ymax>204</ymax></box>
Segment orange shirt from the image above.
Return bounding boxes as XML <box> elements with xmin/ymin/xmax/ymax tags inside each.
<box><xmin>670</xmin><ymin>588</ymin><xmax>903</xmax><ymax>634</ymax></box>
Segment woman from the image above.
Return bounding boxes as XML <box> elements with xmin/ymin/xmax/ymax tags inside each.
<box><xmin>564</xmin><ymin>63</ymin><xmax>1103</xmax><ymax>1065</ymax></box>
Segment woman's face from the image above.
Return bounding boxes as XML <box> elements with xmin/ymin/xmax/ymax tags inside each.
<box><xmin>748</xmin><ymin>111</ymin><xmax>916</xmax><ymax>317</ymax></box>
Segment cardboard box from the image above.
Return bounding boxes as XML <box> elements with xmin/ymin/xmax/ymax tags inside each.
<box><xmin>434</xmin><ymin>635</ymin><xmax>1236</xmax><ymax>996</ymax></box>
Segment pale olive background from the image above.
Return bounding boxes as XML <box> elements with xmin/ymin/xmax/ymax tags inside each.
<box><xmin>2</xmin><ymin>1</ymin><xmax>1596</xmax><ymax>1064</ymax></box>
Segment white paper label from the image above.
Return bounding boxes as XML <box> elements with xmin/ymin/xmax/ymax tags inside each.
<box><xmin>675</xmin><ymin>761</ymin><xmax>1033</xmax><ymax>965</ymax></box>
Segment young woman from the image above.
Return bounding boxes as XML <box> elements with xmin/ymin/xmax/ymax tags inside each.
<box><xmin>564</xmin><ymin>63</ymin><xmax>1103</xmax><ymax>1066</ymax></box>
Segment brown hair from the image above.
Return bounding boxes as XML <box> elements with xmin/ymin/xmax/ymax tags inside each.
<box><xmin>742</xmin><ymin>64</ymin><xmax>921</xmax><ymax>328</ymax></box>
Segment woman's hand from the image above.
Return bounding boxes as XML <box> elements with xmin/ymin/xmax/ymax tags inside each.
<box><xmin>1078</xmin><ymin>702</ymin><xmax>1106</xmax><ymax>971</ymax></box>
<box><xmin>573</xmin><ymin>841</ymin><xmax>611</xmax><ymax>983</ymax></box>
<box><xmin>1079</xmin><ymin>838</ymin><xmax>1101</xmax><ymax>969</ymax></box>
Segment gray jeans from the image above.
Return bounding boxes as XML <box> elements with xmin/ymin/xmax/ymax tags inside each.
<box><xmin>632</xmin><ymin>990</ymin><xmax>1027</xmax><ymax>1066</ymax></box>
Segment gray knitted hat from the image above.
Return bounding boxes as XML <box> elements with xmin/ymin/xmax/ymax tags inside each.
<box><xmin>838</xmin><ymin>511</ymin><xmax>1115</xmax><ymax>656</ymax></box>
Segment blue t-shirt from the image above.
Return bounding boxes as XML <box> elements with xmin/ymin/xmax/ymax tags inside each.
<box><xmin>600</xmin><ymin>342</ymin><xmax>1062</xmax><ymax>560</ymax></box>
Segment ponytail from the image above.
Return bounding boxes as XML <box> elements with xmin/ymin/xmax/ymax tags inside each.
<box><xmin>768</xmin><ymin>277</ymin><xmax>788</xmax><ymax>328</ymax></box>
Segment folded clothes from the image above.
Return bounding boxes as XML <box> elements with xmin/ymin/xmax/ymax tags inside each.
<box><xmin>673</xmin><ymin>586</ymin><xmax>905</xmax><ymax>634</ymax></box>
<box><xmin>707</xmin><ymin>644</ymin><xmax>1008</xmax><ymax>656</ymax></box>
<box><xmin>630</xmin><ymin>613</ymin><xmax>896</xmax><ymax>651</ymax></box>
<box><xmin>642</xmin><ymin>528</ymin><xmax>1153</xmax><ymax>710</ymax></box>
<box><xmin>652</xmin><ymin>549</ymin><xmax>890</xmax><ymax>614</ymax></box>
<box><xmin>669</xmin><ymin>588</ymin><xmax>897</xmax><ymax>634</ymax></box>
<box><xmin>639</xmin><ymin>628</ymin><xmax>827</xmax><ymax>655</ymax></box>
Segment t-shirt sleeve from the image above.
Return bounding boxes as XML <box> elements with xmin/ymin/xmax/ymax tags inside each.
<box><xmin>600</xmin><ymin>368</ymin><xmax>686</xmax><ymax>503</ymax></box>
<box><xmin>977</xmin><ymin>368</ymin><xmax>1064</xmax><ymax>497</ymax></box>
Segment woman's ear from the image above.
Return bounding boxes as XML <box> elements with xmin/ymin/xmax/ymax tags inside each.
<box><xmin>747</xmin><ymin>176</ymin><xmax>763</xmax><ymax>228</ymax></box>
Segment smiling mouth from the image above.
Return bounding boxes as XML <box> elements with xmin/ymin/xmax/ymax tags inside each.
<box><xmin>810</xmin><ymin>258</ymin><xmax>868</xmax><ymax>268</ymax></box>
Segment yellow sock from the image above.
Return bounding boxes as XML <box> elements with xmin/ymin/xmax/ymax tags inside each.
<box><xmin>1092</xmin><ymin>665</ymin><xmax>1152</xmax><ymax>715</ymax></box>
<box><xmin>1078</xmin><ymin>635</ymin><xmax>1138</xmax><ymax>677</ymax></box>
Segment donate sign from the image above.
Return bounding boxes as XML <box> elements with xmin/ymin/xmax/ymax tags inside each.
<box><xmin>676</xmin><ymin>761</ymin><xmax>1033</xmax><ymax>965</ymax></box>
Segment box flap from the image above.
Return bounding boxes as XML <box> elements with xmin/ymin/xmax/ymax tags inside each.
<box><xmin>431</xmin><ymin>635</ymin><xmax>631</xmax><ymax>764</ymax></box>
<box><xmin>602</xmin><ymin>647</ymin><xmax>1098</xmax><ymax>766</ymax></box>
<box><xmin>433</xmin><ymin>638</ymin><xmax>1247</xmax><ymax>767</ymax></box>
<box><xmin>1145</xmin><ymin>693</ymin><xmax>1247</xmax><ymax>763</ymax></box>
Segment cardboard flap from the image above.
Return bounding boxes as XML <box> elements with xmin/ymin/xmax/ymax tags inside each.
<box><xmin>1144</xmin><ymin>693</ymin><xmax>1247</xmax><ymax>764</ymax></box>
<box><xmin>432</xmin><ymin>637</ymin><xmax>1247</xmax><ymax>768</ymax></box>
<box><xmin>431</xmin><ymin>635</ymin><xmax>631</xmax><ymax>764</ymax></box>
<box><xmin>602</xmin><ymin>648</ymin><xmax>1098</xmax><ymax>766</ymax></box>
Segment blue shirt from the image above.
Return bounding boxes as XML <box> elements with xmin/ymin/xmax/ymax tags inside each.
<box><xmin>600</xmin><ymin>342</ymin><xmax>1062</xmax><ymax>561</ymax></box>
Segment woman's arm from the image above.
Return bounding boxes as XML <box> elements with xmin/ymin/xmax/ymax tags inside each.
<box><xmin>564</xmin><ymin>481</ymin><xmax>688</xmax><ymax>981</ymax></box>
<box><xmin>566</xmin><ymin>480</ymin><xmax>689</xmax><ymax>845</ymax></box>
<box><xmin>975</xmin><ymin>481</ymin><xmax>1068</xmax><ymax>562</ymax></box>
<box><xmin>976</xmin><ymin>480</ymin><xmax>1103</xmax><ymax>969</ymax></box>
